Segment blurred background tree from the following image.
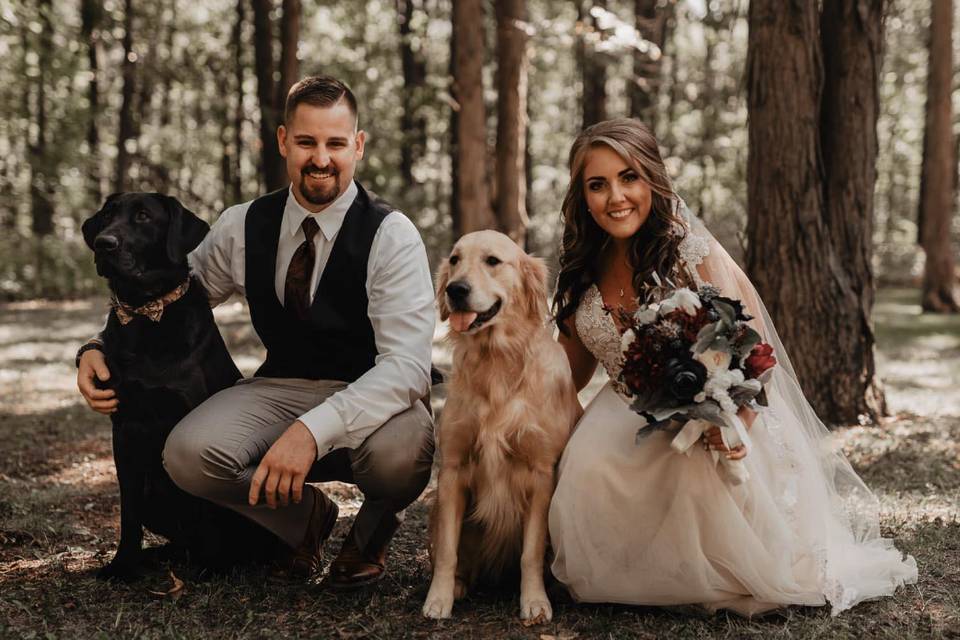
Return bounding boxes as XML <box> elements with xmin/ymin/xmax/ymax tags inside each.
<box><xmin>0</xmin><ymin>0</ymin><xmax>957</xmax><ymax>422</ymax></box>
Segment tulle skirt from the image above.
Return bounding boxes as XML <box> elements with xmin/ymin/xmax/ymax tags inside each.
<box><xmin>548</xmin><ymin>382</ymin><xmax>917</xmax><ymax>617</ymax></box>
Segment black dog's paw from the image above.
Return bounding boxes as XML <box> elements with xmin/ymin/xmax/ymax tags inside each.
<box><xmin>97</xmin><ymin>556</ymin><xmax>142</xmax><ymax>582</ymax></box>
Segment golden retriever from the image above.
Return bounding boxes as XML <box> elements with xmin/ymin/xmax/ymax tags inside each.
<box><xmin>422</xmin><ymin>230</ymin><xmax>580</xmax><ymax>623</ymax></box>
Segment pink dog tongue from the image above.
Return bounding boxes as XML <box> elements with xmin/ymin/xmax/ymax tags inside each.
<box><xmin>448</xmin><ymin>311</ymin><xmax>478</xmax><ymax>333</ymax></box>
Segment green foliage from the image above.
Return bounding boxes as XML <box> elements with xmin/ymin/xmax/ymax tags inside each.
<box><xmin>0</xmin><ymin>0</ymin><xmax>952</xmax><ymax>298</ymax></box>
<box><xmin>0</xmin><ymin>232</ymin><xmax>100</xmax><ymax>300</ymax></box>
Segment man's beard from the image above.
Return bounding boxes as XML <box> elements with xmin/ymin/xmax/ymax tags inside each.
<box><xmin>298</xmin><ymin>164</ymin><xmax>341</xmax><ymax>206</ymax></box>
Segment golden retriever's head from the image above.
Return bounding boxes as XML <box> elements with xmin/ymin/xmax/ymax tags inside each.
<box><xmin>436</xmin><ymin>230</ymin><xmax>548</xmax><ymax>336</ymax></box>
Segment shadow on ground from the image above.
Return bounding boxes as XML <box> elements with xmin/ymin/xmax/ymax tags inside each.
<box><xmin>0</xmin><ymin>289</ymin><xmax>957</xmax><ymax>639</ymax></box>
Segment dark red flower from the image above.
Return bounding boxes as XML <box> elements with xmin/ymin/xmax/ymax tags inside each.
<box><xmin>745</xmin><ymin>342</ymin><xmax>777</xmax><ymax>379</ymax></box>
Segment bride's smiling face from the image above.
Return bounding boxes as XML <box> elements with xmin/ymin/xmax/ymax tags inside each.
<box><xmin>582</xmin><ymin>145</ymin><xmax>652</xmax><ymax>242</ymax></box>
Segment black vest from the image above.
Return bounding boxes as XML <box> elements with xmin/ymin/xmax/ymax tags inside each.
<box><xmin>244</xmin><ymin>183</ymin><xmax>390</xmax><ymax>381</ymax></box>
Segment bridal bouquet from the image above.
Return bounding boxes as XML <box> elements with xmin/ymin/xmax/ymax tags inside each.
<box><xmin>614</xmin><ymin>285</ymin><xmax>777</xmax><ymax>484</ymax></box>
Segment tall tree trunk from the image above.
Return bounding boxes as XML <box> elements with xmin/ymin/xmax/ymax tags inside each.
<box><xmin>30</xmin><ymin>0</ymin><xmax>54</xmax><ymax>237</ymax></box>
<box><xmin>747</xmin><ymin>0</ymin><xmax>865</xmax><ymax>424</ymax></box>
<box><xmin>525</xmin><ymin>94</ymin><xmax>534</xmax><ymax>234</ymax></box>
<box><xmin>397</xmin><ymin>0</ymin><xmax>427</xmax><ymax>185</ymax></box>
<box><xmin>629</xmin><ymin>0</ymin><xmax>670</xmax><ymax>129</ymax></box>
<box><xmin>882</xmin><ymin>66</ymin><xmax>905</xmax><ymax>246</ymax></box>
<box><xmin>661</xmin><ymin>7</ymin><xmax>681</xmax><ymax>151</ymax></box>
<box><xmin>449</xmin><ymin>24</ymin><xmax>461</xmax><ymax>239</ymax></box>
<box><xmin>578</xmin><ymin>0</ymin><xmax>607</xmax><ymax>128</ymax></box>
<box><xmin>0</xmin><ymin>156</ymin><xmax>14</xmax><ymax>231</ymax></box>
<box><xmin>819</xmin><ymin>0</ymin><xmax>888</xmax><ymax>418</ymax></box>
<box><xmin>494</xmin><ymin>0</ymin><xmax>529</xmax><ymax>245</ymax></box>
<box><xmin>134</xmin><ymin>3</ymin><xmax>156</xmax><ymax>136</ymax></box>
<box><xmin>153</xmin><ymin>0</ymin><xmax>175</xmax><ymax>191</ymax></box>
<box><xmin>232</xmin><ymin>0</ymin><xmax>246</xmax><ymax>203</ymax></box>
<box><xmin>451</xmin><ymin>0</ymin><xmax>495</xmax><ymax>234</ymax></box>
<box><xmin>115</xmin><ymin>0</ymin><xmax>137</xmax><ymax>193</ymax></box>
<box><xmin>81</xmin><ymin>0</ymin><xmax>102</xmax><ymax>205</ymax></box>
<box><xmin>276</xmin><ymin>0</ymin><xmax>300</xmax><ymax>110</ymax></box>
<box><xmin>918</xmin><ymin>0</ymin><xmax>960</xmax><ymax>311</ymax></box>
<box><xmin>252</xmin><ymin>0</ymin><xmax>286</xmax><ymax>192</ymax></box>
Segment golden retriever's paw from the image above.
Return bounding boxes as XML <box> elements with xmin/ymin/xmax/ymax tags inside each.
<box><xmin>422</xmin><ymin>584</ymin><xmax>455</xmax><ymax>619</ymax></box>
<box><xmin>519</xmin><ymin>595</ymin><xmax>552</xmax><ymax>624</ymax></box>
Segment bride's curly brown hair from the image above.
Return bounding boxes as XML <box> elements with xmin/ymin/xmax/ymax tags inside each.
<box><xmin>553</xmin><ymin>118</ymin><xmax>690</xmax><ymax>334</ymax></box>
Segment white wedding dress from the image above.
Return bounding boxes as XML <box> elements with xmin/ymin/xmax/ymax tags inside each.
<box><xmin>548</xmin><ymin>206</ymin><xmax>917</xmax><ymax>617</ymax></box>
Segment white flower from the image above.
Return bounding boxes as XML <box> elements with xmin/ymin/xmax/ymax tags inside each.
<box><xmin>658</xmin><ymin>288</ymin><xmax>701</xmax><ymax>316</ymax></box>
<box><xmin>702</xmin><ymin>368</ymin><xmax>745</xmax><ymax>414</ymax></box>
<box><xmin>634</xmin><ymin>306</ymin><xmax>658</xmax><ymax>324</ymax></box>
<box><xmin>620</xmin><ymin>328</ymin><xmax>636</xmax><ymax>354</ymax></box>
<box><xmin>694</xmin><ymin>349</ymin><xmax>732</xmax><ymax>374</ymax></box>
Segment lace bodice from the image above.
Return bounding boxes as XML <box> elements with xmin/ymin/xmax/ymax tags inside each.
<box><xmin>575</xmin><ymin>285</ymin><xmax>625</xmax><ymax>383</ymax></box>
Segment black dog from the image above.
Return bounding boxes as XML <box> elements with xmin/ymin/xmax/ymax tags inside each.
<box><xmin>82</xmin><ymin>192</ymin><xmax>276</xmax><ymax>581</ymax></box>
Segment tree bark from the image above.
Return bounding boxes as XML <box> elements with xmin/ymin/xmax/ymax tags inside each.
<box><xmin>30</xmin><ymin>0</ymin><xmax>54</xmax><ymax>236</ymax></box>
<box><xmin>252</xmin><ymin>0</ymin><xmax>286</xmax><ymax>192</ymax></box>
<box><xmin>451</xmin><ymin>0</ymin><xmax>495</xmax><ymax>235</ymax></box>
<box><xmin>277</xmin><ymin>0</ymin><xmax>300</xmax><ymax>110</ymax></box>
<box><xmin>918</xmin><ymin>0</ymin><xmax>960</xmax><ymax>312</ymax></box>
<box><xmin>449</xmin><ymin>22</ymin><xmax>461</xmax><ymax>239</ymax></box>
<box><xmin>114</xmin><ymin>0</ymin><xmax>137</xmax><ymax>193</ymax></box>
<box><xmin>819</xmin><ymin>0</ymin><xmax>888</xmax><ymax>418</ymax></box>
<box><xmin>494</xmin><ymin>0</ymin><xmax>529</xmax><ymax>245</ymax></box>
<box><xmin>232</xmin><ymin>0</ymin><xmax>246</xmax><ymax>203</ymax></box>
<box><xmin>578</xmin><ymin>0</ymin><xmax>607</xmax><ymax>128</ymax></box>
<box><xmin>397</xmin><ymin>0</ymin><xmax>427</xmax><ymax>185</ymax></box>
<box><xmin>629</xmin><ymin>0</ymin><xmax>670</xmax><ymax>129</ymax></box>
<box><xmin>81</xmin><ymin>0</ymin><xmax>102</xmax><ymax>205</ymax></box>
<box><xmin>747</xmin><ymin>0</ymin><xmax>866</xmax><ymax>424</ymax></box>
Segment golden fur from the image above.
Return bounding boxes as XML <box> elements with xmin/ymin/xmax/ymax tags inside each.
<box><xmin>422</xmin><ymin>231</ymin><xmax>581</xmax><ymax>622</ymax></box>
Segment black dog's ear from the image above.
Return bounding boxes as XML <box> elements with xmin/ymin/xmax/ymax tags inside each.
<box><xmin>82</xmin><ymin>193</ymin><xmax>124</xmax><ymax>250</ymax></box>
<box><xmin>156</xmin><ymin>194</ymin><xmax>209</xmax><ymax>263</ymax></box>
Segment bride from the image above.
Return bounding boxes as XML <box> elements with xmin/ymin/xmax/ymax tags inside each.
<box><xmin>548</xmin><ymin>118</ymin><xmax>917</xmax><ymax>616</ymax></box>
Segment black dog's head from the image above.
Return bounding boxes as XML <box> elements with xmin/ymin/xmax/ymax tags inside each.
<box><xmin>82</xmin><ymin>193</ymin><xmax>209</xmax><ymax>304</ymax></box>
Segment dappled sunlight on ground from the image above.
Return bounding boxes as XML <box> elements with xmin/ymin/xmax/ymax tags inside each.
<box><xmin>1</xmin><ymin>288</ymin><xmax>957</xmax><ymax>637</ymax></box>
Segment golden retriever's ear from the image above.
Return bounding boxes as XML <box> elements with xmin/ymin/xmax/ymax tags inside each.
<box><xmin>520</xmin><ymin>254</ymin><xmax>548</xmax><ymax>320</ymax></box>
<box><xmin>435</xmin><ymin>259</ymin><xmax>451</xmax><ymax>321</ymax></box>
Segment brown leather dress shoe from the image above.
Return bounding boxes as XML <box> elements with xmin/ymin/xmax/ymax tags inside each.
<box><xmin>272</xmin><ymin>485</ymin><xmax>339</xmax><ymax>580</ymax></box>
<box><xmin>326</xmin><ymin>517</ymin><xmax>399</xmax><ymax>590</ymax></box>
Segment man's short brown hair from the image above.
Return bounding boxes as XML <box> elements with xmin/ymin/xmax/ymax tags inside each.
<box><xmin>284</xmin><ymin>76</ymin><xmax>358</xmax><ymax>125</ymax></box>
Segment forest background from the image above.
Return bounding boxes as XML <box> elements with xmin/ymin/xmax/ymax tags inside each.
<box><xmin>3</xmin><ymin>0</ymin><xmax>960</xmax><ymax>424</ymax></box>
<box><xmin>1</xmin><ymin>1</ymin><xmax>959</xmax><ymax>637</ymax></box>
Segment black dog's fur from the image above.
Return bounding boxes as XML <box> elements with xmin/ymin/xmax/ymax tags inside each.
<box><xmin>83</xmin><ymin>192</ymin><xmax>276</xmax><ymax>581</ymax></box>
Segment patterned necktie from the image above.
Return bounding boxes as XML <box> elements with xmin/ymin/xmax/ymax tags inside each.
<box><xmin>284</xmin><ymin>216</ymin><xmax>320</xmax><ymax>321</ymax></box>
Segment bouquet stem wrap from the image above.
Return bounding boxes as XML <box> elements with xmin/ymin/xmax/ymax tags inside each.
<box><xmin>669</xmin><ymin>414</ymin><xmax>752</xmax><ymax>485</ymax></box>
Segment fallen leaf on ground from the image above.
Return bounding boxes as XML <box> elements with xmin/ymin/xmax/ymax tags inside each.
<box><xmin>147</xmin><ymin>570</ymin><xmax>184</xmax><ymax>600</ymax></box>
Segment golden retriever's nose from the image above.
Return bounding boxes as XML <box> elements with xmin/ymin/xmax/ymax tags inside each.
<box><xmin>446</xmin><ymin>281</ymin><xmax>471</xmax><ymax>305</ymax></box>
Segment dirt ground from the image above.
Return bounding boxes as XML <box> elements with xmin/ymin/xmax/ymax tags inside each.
<box><xmin>0</xmin><ymin>289</ymin><xmax>957</xmax><ymax>639</ymax></box>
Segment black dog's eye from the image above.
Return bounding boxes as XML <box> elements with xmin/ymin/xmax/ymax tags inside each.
<box><xmin>134</xmin><ymin>210</ymin><xmax>151</xmax><ymax>223</ymax></box>
<box><xmin>485</xmin><ymin>256</ymin><xmax>501</xmax><ymax>267</ymax></box>
<box><xmin>449</xmin><ymin>255</ymin><xmax>459</xmax><ymax>266</ymax></box>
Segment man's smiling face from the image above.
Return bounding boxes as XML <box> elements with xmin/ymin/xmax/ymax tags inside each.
<box><xmin>277</xmin><ymin>100</ymin><xmax>365</xmax><ymax>212</ymax></box>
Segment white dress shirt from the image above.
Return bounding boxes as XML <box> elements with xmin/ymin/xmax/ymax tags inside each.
<box><xmin>188</xmin><ymin>182</ymin><xmax>435</xmax><ymax>458</ymax></box>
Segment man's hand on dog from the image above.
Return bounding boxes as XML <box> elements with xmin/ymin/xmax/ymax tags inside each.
<box><xmin>77</xmin><ymin>349</ymin><xmax>118</xmax><ymax>414</ymax></box>
<box><xmin>248</xmin><ymin>421</ymin><xmax>318</xmax><ymax>509</ymax></box>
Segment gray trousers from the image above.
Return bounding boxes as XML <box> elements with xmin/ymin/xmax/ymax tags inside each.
<box><xmin>162</xmin><ymin>377</ymin><xmax>435</xmax><ymax>551</ymax></box>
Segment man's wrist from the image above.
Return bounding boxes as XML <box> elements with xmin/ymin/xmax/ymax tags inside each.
<box><xmin>75</xmin><ymin>341</ymin><xmax>104</xmax><ymax>368</ymax></box>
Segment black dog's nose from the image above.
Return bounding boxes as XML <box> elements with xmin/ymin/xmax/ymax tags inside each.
<box><xmin>446</xmin><ymin>280</ymin><xmax>471</xmax><ymax>301</ymax></box>
<box><xmin>94</xmin><ymin>234</ymin><xmax>120</xmax><ymax>252</ymax></box>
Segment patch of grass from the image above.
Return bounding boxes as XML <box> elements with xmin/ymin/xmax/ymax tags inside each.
<box><xmin>0</xmin><ymin>290</ymin><xmax>958</xmax><ymax>638</ymax></box>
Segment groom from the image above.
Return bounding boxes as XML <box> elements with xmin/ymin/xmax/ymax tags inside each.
<box><xmin>76</xmin><ymin>76</ymin><xmax>436</xmax><ymax>587</ymax></box>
